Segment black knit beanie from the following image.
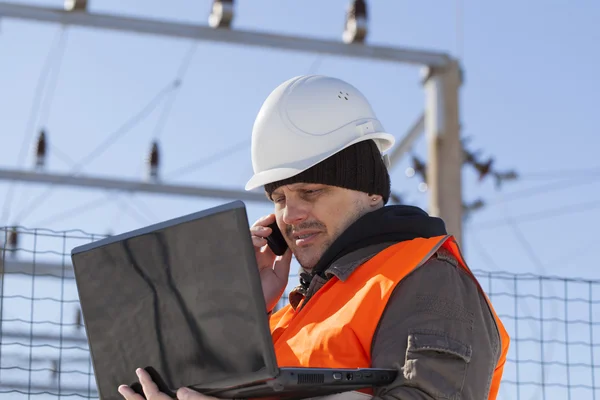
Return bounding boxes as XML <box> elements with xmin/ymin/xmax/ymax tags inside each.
<box><xmin>264</xmin><ymin>139</ymin><xmax>391</xmax><ymax>204</ymax></box>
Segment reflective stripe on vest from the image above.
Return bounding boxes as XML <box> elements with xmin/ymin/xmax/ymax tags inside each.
<box><xmin>269</xmin><ymin>235</ymin><xmax>509</xmax><ymax>400</ymax></box>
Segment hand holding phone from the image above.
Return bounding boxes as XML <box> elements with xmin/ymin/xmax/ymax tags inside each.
<box><xmin>250</xmin><ymin>215</ymin><xmax>292</xmax><ymax>312</ymax></box>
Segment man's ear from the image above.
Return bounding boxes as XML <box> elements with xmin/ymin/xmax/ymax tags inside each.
<box><xmin>367</xmin><ymin>193</ymin><xmax>383</xmax><ymax>207</ymax></box>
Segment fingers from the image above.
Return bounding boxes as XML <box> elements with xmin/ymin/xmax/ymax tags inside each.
<box><xmin>136</xmin><ymin>368</ymin><xmax>164</xmax><ymax>399</ymax></box>
<box><xmin>177</xmin><ymin>387</ymin><xmax>216</xmax><ymax>400</ymax></box>
<box><xmin>252</xmin><ymin>228</ymin><xmax>271</xmax><ymax>247</ymax></box>
<box><xmin>251</xmin><ymin>214</ymin><xmax>275</xmax><ymax>231</ymax></box>
<box><xmin>118</xmin><ymin>369</ymin><xmax>175</xmax><ymax>400</ymax></box>
<box><xmin>250</xmin><ymin>225</ymin><xmax>272</xmax><ymax>238</ymax></box>
<box><xmin>250</xmin><ymin>214</ymin><xmax>275</xmax><ymax>250</ymax></box>
<box><xmin>272</xmin><ymin>248</ymin><xmax>293</xmax><ymax>279</ymax></box>
<box><xmin>117</xmin><ymin>385</ymin><xmax>144</xmax><ymax>400</ymax></box>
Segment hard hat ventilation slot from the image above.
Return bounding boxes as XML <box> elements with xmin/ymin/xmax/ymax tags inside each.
<box><xmin>338</xmin><ymin>91</ymin><xmax>349</xmax><ymax>100</ymax></box>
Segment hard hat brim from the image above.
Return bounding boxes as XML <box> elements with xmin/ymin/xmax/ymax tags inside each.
<box><xmin>244</xmin><ymin>132</ymin><xmax>396</xmax><ymax>191</ymax></box>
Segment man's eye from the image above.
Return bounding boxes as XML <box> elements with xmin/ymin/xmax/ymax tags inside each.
<box><xmin>305</xmin><ymin>189</ymin><xmax>321</xmax><ymax>195</ymax></box>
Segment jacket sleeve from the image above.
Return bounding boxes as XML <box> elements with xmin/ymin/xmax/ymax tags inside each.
<box><xmin>370</xmin><ymin>250</ymin><xmax>502</xmax><ymax>400</ymax></box>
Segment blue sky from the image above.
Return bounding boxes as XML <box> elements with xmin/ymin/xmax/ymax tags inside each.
<box><xmin>1</xmin><ymin>1</ymin><xmax>599</xmax><ymax>399</ymax></box>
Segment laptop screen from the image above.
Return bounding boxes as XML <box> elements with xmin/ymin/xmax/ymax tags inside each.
<box><xmin>72</xmin><ymin>202</ymin><xmax>276</xmax><ymax>400</ymax></box>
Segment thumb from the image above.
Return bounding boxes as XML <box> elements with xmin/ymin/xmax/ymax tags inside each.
<box><xmin>177</xmin><ymin>387</ymin><xmax>209</xmax><ymax>400</ymax></box>
<box><xmin>272</xmin><ymin>248</ymin><xmax>292</xmax><ymax>280</ymax></box>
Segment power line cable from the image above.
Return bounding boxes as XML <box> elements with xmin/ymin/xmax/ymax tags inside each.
<box><xmin>21</xmin><ymin>43</ymin><xmax>197</xmax><ymax>230</ymax></box>
<box><xmin>517</xmin><ymin>166</ymin><xmax>600</xmax><ymax>180</ymax></box>
<box><xmin>30</xmin><ymin>189</ymin><xmax>157</xmax><ymax>230</ymax></box>
<box><xmin>485</xmin><ymin>175</ymin><xmax>600</xmax><ymax>206</ymax></box>
<box><xmin>471</xmin><ymin>198</ymin><xmax>600</xmax><ymax>230</ymax></box>
<box><xmin>160</xmin><ymin>47</ymin><xmax>322</xmax><ymax>185</ymax></box>
<box><xmin>30</xmin><ymin>194</ymin><xmax>111</xmax><ymax>228</ymax></box>
<box><xmin>42</xmin><ymin>43</ymin><xmax>198</xmax><ymax>231</ymax></box>
<box><xmin>501</xmin><ymin>210</ymin><xmax>559</xmax><ymax>400</ymax></box>
<box><xmin>455</xmin><ymin>0</ymin><xmax>464</xmax><ymax>61</ymax></box>
<box><xmin>467</xmin><ymin>226</ymin><xmax>543</xmax><ymax>400</ymax></box>
<box><xmin>106</xmin><ymin>164</ymin><xmax>146</xmax><ymax>234</ymax></box>
<box><xmin>307</xmin><ymin>56</ymin><xmax>324</xmax><ymax>75</ymax></box>
<box><xmin>1</xmin><ymin>27</ymin><xmax>68</xmax><ymax>227</ymax></box>
<box><xmin>112</xmin><ymin>196</ymin><xmax>153</xmax><ymax>226</ymax></box>
<box><xmin>544</xmin><ymin>236</ymin><xmax>597</xmax><ymax>269</ymax></box>
<box><xmin>125</xmin><ymin>194</ymin><xmax>158</xmax><ymax>222</ymax></box>
<box><xmin>12</xmin><ymin>30</ymin><xmax>71</xmax><ymax>220</ymax></box>
<box><xmin>152</xmin><ymin>42</ymin><xmax>198</xmax><ymax>141</ymax></box>
<box><xmin>28</xmin><ymin>150</ymin><xmax>156</xmax><ymax>230</ymax></box>
<box><xmin>503</xmin><ymin>213</ymin><xmax>548</xmax><ymax>275</ymax></box>
<box><xmin>164</xmin><ymin>139</ymin><xmax>250</xmax><ymax>180</ymax></box>
<box><xmin>37</xmin><ymin>30</ymin><xmax>70</xmax><ymax>129</ymax></box>
<box><xmin>48</xmin><ymin>143</ymin><xmax>76</xmax><ymax>167</ymax></box>
<box><xmin>12</xmin><ymin>81</ymin><xmax>178</xmax><ymax>224</ymax></box>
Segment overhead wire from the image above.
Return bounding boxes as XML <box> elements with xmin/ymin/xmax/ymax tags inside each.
<box><xmin>470</xmin><ymin>186</ymin><xmax>596</xmax><ymax>393</ymax></box>
<box><xmin>12</xmin><ymin>81</ymin><xmax>178</xmax><ymax>225</ymax></box>
<box><xmin>112</xmin><ymin>195</ymin><xmax>154</xmax><ymax>226</ymax></box>
<box><xmin>467</xmin><ymin>227</ymin><xmax>541</xmax><ymax>338</ymax></box>
<box><xmin>455</xmin><ymin>0</ymin><xmax>464</xmax><ymax>61</ymax></box>
<box><xmin>152</xmin><ymin>41</ymin><xmax>198</xmax><ymax>141</ymax></box>
<box><xmin>47</xmin><ymin>143</ymin><xmax>76</xmax><ymax>168</ymax></box>
<box><xmin>104</xmin><ymin>163</ymin><xmax>156</xmax><ymax>234</ymax></box>
<box><xmin>307</xmin><ymin>56</ymin><xmax>324</xmax><ymax>75</ymax></box>
<box><xmin>102</xmin><ymin>42</ymin><xmax>199</xmax><ymax>231</ymax></box>
<box><xmin>470</xmin><ymin>198</ymin><xmax>600</xmax><ymax>230</ymax></box>
<box><xmin>164</xmin><ymin>139</ymin><xmax>250</xmax><ymax>180</ymax></box>
<box><xmin>26</xmin><ymin>42</ymin><xmax>199</xmax><ymax>230</ymax></box>
<box><xmin>29</xmin><ymin>187</ymin><xmax>157</xmax><ymax>230</ymax></box>
<box><xmin>468</xmin><ymin>189</ymin><xmax>560</xmax><ymax>400</ymax></box>
<box><xmin>105</xmin><ymin>42</ymin><xmax>199</xmax><ymax>230</ymax></box>
<box><xmin>37</xmin><ymin>30</ymin><xmax>70</xmax><ymax>130</ymax></box>
<box><xmin>517</xmin><ymin>166</ymin><xmax>600</xmax><ymax>180</ymax></box>
<box><xmin>485</xmin><ymin>174</ymin><xmax>600</xmax><ymax>206</ymax></box>
<box><xmin>500</xmin><ymin>208</ymin><xmax>559</xmax><ymax>400</ymax></box>
<box><xmin>467</xmin><ymin>223</ymin><xmax>544</xmax><ymax>400</ymax></box>
<box><xmin>1</xmin><ymin>26</ymin><xmax>69</xmax><ymax>227</ymax></box>
<box><xmin>21</xmin><ymin>43</ymin><xmax>197</xmax><ymax>231</ymax></box>
<box><xmin>30</xmin><ymin>194</ymin><xmax>114</xmax><ymax>229</ymax></box>
<box><xmin>12</xmin><ymin>28</ymin><xmax>71</xmax><ymax>220</ymax></box>
<box><xmin>164</xmin><ymin>51</ymin><xmax>327</xmax><ymax>182</ymax></box>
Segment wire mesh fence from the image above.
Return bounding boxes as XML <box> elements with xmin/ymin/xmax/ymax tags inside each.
<box><xmin>0</xmin><ymin>226</ymin><xmax>598</xmax><ymax>400</ymax></box>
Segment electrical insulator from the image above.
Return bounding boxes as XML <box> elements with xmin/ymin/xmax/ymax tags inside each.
<box><xmin>6</xmin><ymin>227</ymin><xmax>18</xmax><ymax>257</ymax></box>
<box><xmin>35</xmin><ymin>129</ymin><xmax>47</xmax><ymax>169</ymax></box>
<box><xmin>209</xmin><ymin>0</ymin><xmax>234</xmax><ymax>29</ymax></box>
<box><xmin>147</xmin><ymin>140</ymin><xmax>160</xmax><ymax>181</ymax></box>
<box><xmin>343</xmin><ymin>0</ymin><xmax>368</xmax><ymax>44</ymax></box>
<box><xmin>64</xmin><ymin>0</ymin><xmax>87</xmax><ymax>11</ymax></box>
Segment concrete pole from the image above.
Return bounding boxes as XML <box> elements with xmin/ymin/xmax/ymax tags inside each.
<box><xmin>422</xmin><ymin>60</ymin><xmax>463</xmax><ymax>246</ymax></box>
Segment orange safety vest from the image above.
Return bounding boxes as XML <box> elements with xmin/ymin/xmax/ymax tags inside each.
<box><xmin>269</xmin><ymin>235</ymin><xmax>509</xmax><ymax>400</ymax></box>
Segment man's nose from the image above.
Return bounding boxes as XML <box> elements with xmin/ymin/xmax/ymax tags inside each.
<box><xmin>281</xmin><ymin>198</ymin><xmax>310</xmax><ymax>226</ymax></box>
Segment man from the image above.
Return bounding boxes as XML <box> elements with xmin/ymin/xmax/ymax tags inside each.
<box><xmin>118</xmin><ymin>75</ymin><xmax>509</xmax><ymax>400</ymax></box>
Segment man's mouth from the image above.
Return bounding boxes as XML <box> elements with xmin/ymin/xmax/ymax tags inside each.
<box><xmin>292</xmin><ymin>231</ymin><xmax>320</xmax><ymax>247</ymax></box>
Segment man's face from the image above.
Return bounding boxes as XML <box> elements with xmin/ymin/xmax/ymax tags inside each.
<box><xmin>270</xmin><ymin>183</ymin><xmax>381</xmax><ymax>270</ymax></box>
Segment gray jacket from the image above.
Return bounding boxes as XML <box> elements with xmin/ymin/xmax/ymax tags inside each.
<box><xmin>284</xmin><ymin>242</ymin><xmax>502</xmax><ymax>400</ymax></box>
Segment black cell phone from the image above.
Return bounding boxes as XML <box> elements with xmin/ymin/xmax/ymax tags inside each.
<box><xmin>266</xmin><ymin>221</ymin><xmax>288</xmax><ymax>256</ymax></box>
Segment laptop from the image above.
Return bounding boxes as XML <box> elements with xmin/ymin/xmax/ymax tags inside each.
<box><xmin>70</xmin><ymin>200</ymin><xmax>397</xmax><ymax>400</ymax></box>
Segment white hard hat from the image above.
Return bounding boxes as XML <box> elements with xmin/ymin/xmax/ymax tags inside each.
<box><xmin>245</xmin><ymin>75</ymin><xmax>395</xmax><ymax>191</ymax></box>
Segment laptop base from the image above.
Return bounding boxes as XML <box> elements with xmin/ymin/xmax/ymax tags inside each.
<box><xmin>196</xmin><ymin>367</ymin><xmax>397</xmax><ymax>399</ymax></box>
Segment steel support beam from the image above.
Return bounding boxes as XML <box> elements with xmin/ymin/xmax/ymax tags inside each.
<box><xmin>388</xmin><ymin>112</ymin><xmax>425</xmax><ymax>168</ymax></box>
<box><xmin>0</xmin><ymin>1</ymin><xmax>452</xmax><ymax>68</ymax></box>
<box><xmin>0</xmin><ymin>167</ymin><xmax>269</xmax><ymax>203</ymax></box>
